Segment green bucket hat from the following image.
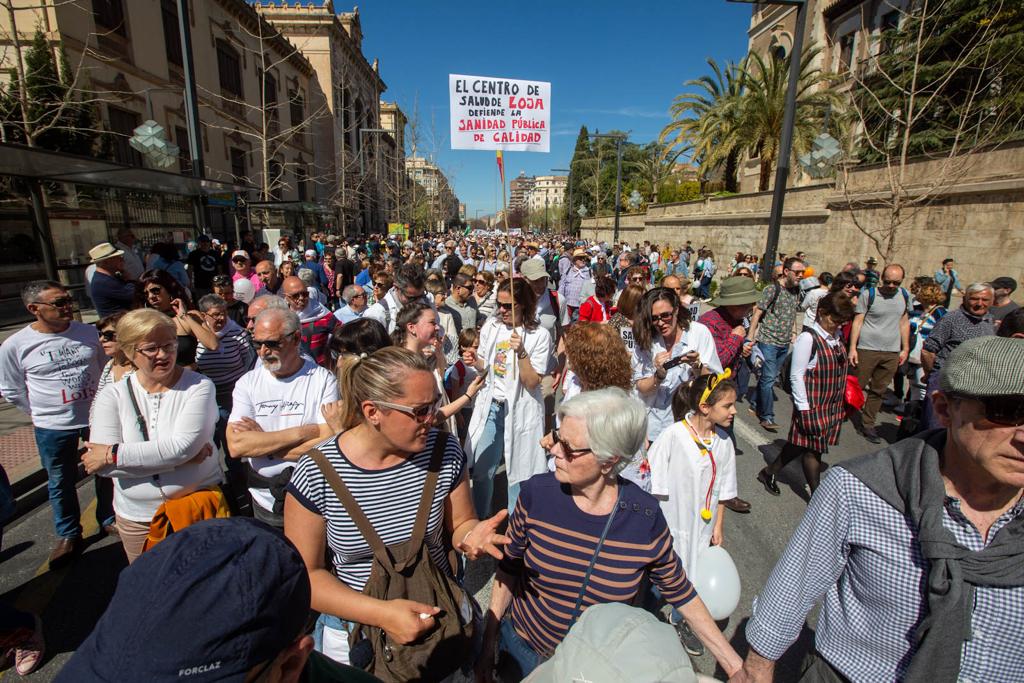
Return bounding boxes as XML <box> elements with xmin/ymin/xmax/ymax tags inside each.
<box><xmin>709</xmin><ymin>276</ymin><xmax>761</xmax><ymax>307</ymax></box>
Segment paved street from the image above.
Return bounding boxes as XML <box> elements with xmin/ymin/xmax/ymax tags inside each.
<box><xmin>0</xmin><ymin>389</ymin><xmax>903</xmax><ymax>681</ymax></box>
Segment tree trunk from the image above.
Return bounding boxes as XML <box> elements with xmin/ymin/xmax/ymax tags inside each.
<box><xmin>758</xmin><ymin>153</ymin><xmax>774</xmax><ymax>192</ymax></box>
<box><xmin>724</xmin><ymin>148</ymin><xmax>739</xmax><ymax>193</ymax></box>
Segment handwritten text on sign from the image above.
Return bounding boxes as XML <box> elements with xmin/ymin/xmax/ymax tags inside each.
<box><xmin>449</xmin><ymin>74</ymin><xmax>551</xmax><ymax>152</ymax></box>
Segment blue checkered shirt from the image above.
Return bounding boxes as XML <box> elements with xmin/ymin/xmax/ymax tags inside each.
<box><xmin>746</xmin><ymin>466</ymin><xmax>1024</xmax><ymax>683</ymax></box>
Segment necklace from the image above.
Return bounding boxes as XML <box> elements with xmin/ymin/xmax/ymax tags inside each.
<box><xmin>683</xmin><ymin>415</ymin><xmax>717</xmax><ymax>523</ymax></box>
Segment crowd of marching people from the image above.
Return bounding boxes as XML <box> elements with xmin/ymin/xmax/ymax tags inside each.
<box><xmin>0</xmin><ymin>226</ymin><xmax>1021</xmax><ymax>682</ymax></box>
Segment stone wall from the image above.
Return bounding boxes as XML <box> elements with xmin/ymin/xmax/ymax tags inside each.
<box><xmin>581</xmin><ymin>145</ymin><xmax>1024</xmax><ymax>286</ymax></box>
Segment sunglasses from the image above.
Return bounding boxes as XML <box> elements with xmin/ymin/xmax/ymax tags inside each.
<box><xmin>373</xmin><ymin>281</ymin><xmax>386</xmax><ymax>288</ymax></box>
<box><xmin>35</xmin><ymin>296</ymin><xmax>73</xmax><ymax>308</ymax></box>
<box><xmin>144</xmin><ymin>287</ymin><xmax>165</xmax><ymax>297</ymax></box>
<box><xmin>285</xmin><ymin>291</ymin><xmax>309</xmax><ymax>300</ymax></box>
<box><xmin>954</xmin><ymin>394</ymin><xmax>1024</xmax><ymax>427</ymax></box>
<box><xmin>252</xmin><ymin>335</ymin><xmax>293</xmax><ymax>350</ymax></box>
<box><xmin>99</xmin><ymin>330</ymin><xmax>117</xmax><ymax>342</ymax></box>
<box><xmin>475</xmin><ymin>279</ymin><xmax>488</xmax><ymax>285</ymax></box>
<box><xmin>212</xmin><ymin>277</ymin><xmax>232</xmax><ymax>286</ymax></box>
<box><xmin>374</xmin><ymin>398</ymin><xmax>440</xmax><ymax>423</ymax></box>
<box><xmin>549</xmin><ymin>428</ymin><xmax>593</xmax><ymax>461</ymax></box>
<box><xmin>653</xmin><ymin>311</ymin><xmax>676</xmax><ymax>323</ymax></box>
<box><xmin>496</xmin><ymin>301</ymin><xmax>514</xmax><ymax>310</ymax></box>
<box><xmin>232</xmin><ymin>258</ymin><xmax>248</xmax><ymax>264</ymax></box>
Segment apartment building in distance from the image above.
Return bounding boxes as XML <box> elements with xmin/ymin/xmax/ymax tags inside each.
<box><xmin>509</xmin><ymin>172</ymin><xmax>535</xmax><ymax>212</ymax></box>
<box><xmin>527</xmin><ymin>175</ymin><xmax>567</xmax><ymax>213</ymax></box>
<box><xmin>406</xmin><ymin>156</ymin><xmax>460</xmax><ymax>229</ymax></box>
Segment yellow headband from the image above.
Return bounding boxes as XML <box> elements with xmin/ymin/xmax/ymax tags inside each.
<box><xmin>699</xmin><ymin>368</ymin><xmax>732</xmax><ymax>406</ymax></box>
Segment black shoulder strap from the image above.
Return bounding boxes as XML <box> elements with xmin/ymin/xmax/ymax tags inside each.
<box><xmin>125</xmin><ymin>375</ymin><xmax>149</xmax><ymax>440</ymax></box>
<box><xmin>570</xmin><ymin>485</ymin><xmax>623</xmax><ymax>624</ymax></box>
<box><xmin>766</xmin><ymin>283</ymin><xmax>781</xmax><ymax>313</ymax></box>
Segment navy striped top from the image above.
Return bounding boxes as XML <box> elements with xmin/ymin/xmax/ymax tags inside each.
<box><xmin>287</xmin><ymin>429</ymin><xmax>466</xmax><ymax>591</ymax></box>
<box><xmin>499</xmin><ymin>473</ymin><xmax>696</xmax><ymax>656</ymax></box>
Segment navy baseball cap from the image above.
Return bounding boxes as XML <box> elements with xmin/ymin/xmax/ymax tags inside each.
<box><xmin>58</xmin><ymin>518</ymin><xmax>311</xmax><ymax>682</ymax></box>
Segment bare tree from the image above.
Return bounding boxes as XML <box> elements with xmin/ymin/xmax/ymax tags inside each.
<box><xmin>838</xmin><ymin>0</ymin><xmax>1023</xmax><ymax>263</ymax></box>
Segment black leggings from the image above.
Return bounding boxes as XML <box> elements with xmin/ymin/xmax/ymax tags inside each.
<box><xmin>767</xmin><ymin>442</ymin><xmax>824</xmax><ymax>492</ymax></box>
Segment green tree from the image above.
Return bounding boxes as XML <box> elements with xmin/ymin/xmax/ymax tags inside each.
<box><xmin>739</xmin><ymin>47</ymin><xmax>840</xmax><ymax>191</ymax></box>
<box><xmin>660</xmin><ymin>58</ymin><xmax>745</xmax><ymax>192</ymax></box>
<box><xmin>628</xmin><ymin>141</ymin><xmax>682</xmax><ymax>204</ymax></box>
<box><xmin>564</xmin><ymin>125</ymin><xmax>591</xmax><ymax>228</ymax></box>
<box><xmin>856</xmin><ymin>0</ymin><xmax>1023</xmax><ymax>162</ymax></box>
<box><xmin>0</xmin><ymin>29</ymin><xmax>96</xmax><ymax>154</ymax></box>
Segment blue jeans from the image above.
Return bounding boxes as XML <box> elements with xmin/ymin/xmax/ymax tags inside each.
<box><xmin>754</xmin><ymin>343</ymin><xmax>789</xmax><ymax>424</ymax></box>
<box><xmin>735</xmin><ymin>357</ymin><xmax>753</xmax><ymax>404</ymax></box>
<box><xmin>697</xmin><ymin>278</ymin><xmax>711</xmax><ymax>299</ymax></box>
<box><xmin>499</xmin><ymin>618</ymin><xmax>543</xmax><ymax>679</ymax></box>
<box><xmin>35</xmin><ymin>426</ymin><xmax>114</xmax><ymax>538</ymax></box>
<box><xmin>471</xmin><ymin>401</ymin><xmax>506</xmax><ymax>519</ymax></box>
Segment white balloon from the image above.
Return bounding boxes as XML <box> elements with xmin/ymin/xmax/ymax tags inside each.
<box><xmin>691</xmin><ymin>545</ymin><xmax>741</xmax><ymax>620</ymax></box>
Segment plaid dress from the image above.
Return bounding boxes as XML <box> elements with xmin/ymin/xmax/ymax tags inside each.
<box><xmin>789</xmin><ymin>331</ymin><xmax>847</xmax><ymax>453</ymax></box>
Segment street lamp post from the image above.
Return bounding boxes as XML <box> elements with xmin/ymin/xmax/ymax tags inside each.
<box><xmin>176</xmin><ymin>0</ymin><xmax>206</xmax><ymax>233</ymax></box>
<box><xmin>551</xmin><ymin>167</ymin><xmax>571</xmax><ymax>235</ymax></box>
<box><xmin>586</xmin><ymin>133</ymin><xmax>627</xmax><ymax>245</ymax></box>
<box><xmin>728</xmin><ymin>0</ymin><xmax>806</xmax><ymax>282</ymax></box>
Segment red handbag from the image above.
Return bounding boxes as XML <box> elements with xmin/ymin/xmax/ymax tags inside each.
<box><xmin>845</xmin><ymin>374</ymin><xmax>865</xmax><ymax>414</ymax></box>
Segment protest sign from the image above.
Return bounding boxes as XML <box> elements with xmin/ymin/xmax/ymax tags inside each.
<box><xmin>449</xmin><ymin>74</ymin><xmax>550</xmax><ymax>152</ymax></box>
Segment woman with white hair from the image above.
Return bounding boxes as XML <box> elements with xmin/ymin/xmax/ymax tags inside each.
<box><xmin>476</xmin><ymin>387</ymin><xmax>743</xmax><ymax>682</ymax></box>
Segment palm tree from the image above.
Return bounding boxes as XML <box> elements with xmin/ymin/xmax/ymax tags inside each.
<box><xmin>628</xmin><ymin>142</ymin><xmax>682</xmax><ymax>204</ymax></box>
<box><xmin>739</xmin><ymin>47</ymin><xmax>841</xmax><ymax>191</ymax></box>
<box><xmin>660</xmin><ymin>58</ymin><xmax>745</xmax><ymax>193</ymax></box>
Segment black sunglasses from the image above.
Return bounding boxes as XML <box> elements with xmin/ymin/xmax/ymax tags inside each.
<box><xmin>496</xmin><ymin>301</ymin><xmax>514</xmax><ymax>310</ymax></box>
<box><xmin>99</xmin><ymin>330</ymin><xmax>117</xmax><ymax>341</ymax></box>
<box><xmin>954</xmin><ymin>394</ymin><xmax>1024</xmax><ymax>427</ymax></box>
<box><xmin>252</xmin><ymin>335</ymin><xmax>293</xmax><ymax>350</ymax></box>
<box><xmin>35</xmin><ymin>296</ymin><xmax>73</xmax><ymax>308</ymax></box>
<box><xmin>653</xmin><ymin>311</ymin><xmax>676</xmax><ymax>323</ymax></box>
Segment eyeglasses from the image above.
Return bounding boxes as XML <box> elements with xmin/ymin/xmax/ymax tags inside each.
<box><xmin>144</xmin><ymin>287</ymin><xmax>165</xmax><ymax>297</ymax></box>
<box><xmin>954</xmin><ymin>394</ymin><xmax>1024</xmax><ymax>427</ymax></box>
<box><xmin>496</xmin><ymin>301</ymin><xmax>514</xmax><ymax>310</ymax></box>
<box><xmin>285</xmin><ymin>291</ymin><xmax>309</xmax><ymax>301</ymax></box>
<box><xmin>212</xmin><ymin>277</ymin><xmax>232</xmax><ymax>286</ymax></box>
<box><xmin>35</xmin><ymin>296</ymin><xmax>73</xmax><ymax>308</ymax></box>
<box><xmin>135</xmin><ymin>341</ymin><xmax>178</xmax><ymax>358</ymax></box>
<box><xmin>653</xmin><ymin>311</ymin><xmax>676</xmax><ymax>323</ymax></box>
<box><xmin>474</xmin><ymin>278</ymin><xmax>488</xmax><ymax>285</ymax></box>
<box><xmin>549</xmin><ymin>428</ymin><xmax>593</xmax><ymax>461</ymax></box>
<box><xmin>789</xmin><ymin>269</ymin><xmax>806</xmax><ymax>276</ymax></box>
<box><xmin>373</xmin><ymin>281</ymin><xmax>386</xmax><ymax>288</ymax></box>
<box><xmin>351</xmin><ymin>292</ymin><xmax>366</xmax><ymax>299</ymax></box>
<box><xmin>252</xmin><ymin>335</ymin><xmax>294</xmax><ymax>350</ymax></box>
<box><xmin>374</xmin><ymin>397</ymin><xmax>440</xmax><ymax>423</ymax></box>
<box><xmin>99</xmin><ymin>330</ymin><xmax>117</xmax><ymax>342</ymax></box>
<box><xmin>882</xmin><ymin>279</ymin><xmax>903</xmax><ymax>286</ymax></box>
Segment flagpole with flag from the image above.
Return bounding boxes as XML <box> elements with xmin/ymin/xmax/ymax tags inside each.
<box><xmin>496</xmin><ymin>149</ymin><xmax>516</xmax><ymax>324</ymax></box>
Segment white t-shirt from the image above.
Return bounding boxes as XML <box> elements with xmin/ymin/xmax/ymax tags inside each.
<box><xmin>648</xmin><ymin>417</ymin><xmax>737</xmax><ymax>581</ymax></box>
<box><xmin>0</xmin><ymin>321</ymin><xmax>105</xmax><ymax>429</ymax></box>
<box><xmin>800</xmin><ymin>288</ymin><xmax>828</xmax><ymax>329</ymax></box>
<box><xmin>631</xmin><ymin>322</ymin><xmax>723</xmax><ymax>442</ymax></box>
<box><xmin>229</xmin><ymin>358</ymin><xmax>338</xmax><ymax>512</ymax></box>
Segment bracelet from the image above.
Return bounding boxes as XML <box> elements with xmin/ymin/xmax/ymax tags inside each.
<box><xmin>458</xmin><ymin>529</ymin><xmax>473</xmax><ymax>550</ymax></box>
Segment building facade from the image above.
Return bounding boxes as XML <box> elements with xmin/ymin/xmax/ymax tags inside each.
<box><xmin>379</xmin><ymin>100</ymin><xmax>412</xmax><ymax>225</ymax></box>
<box><xmin>405</xmin><ymin>156</ymin><xmax>459</xmax><ymax>230</ymax></box>
<box><xmin>0</xmin><ymin>0</ymin><xmax>330</xmax><ymax>273</ymax></box>
<box><xmin>526</xmin><ymin>175</ymin><xmax>567</xmax><ymax>213</ymax></box>
<box><xmin>741</xmin><ymin>0</ymin><xmax>908</xmax><ymax>193</ymax></box>
<box><xmin>254</xmin><ymin>1</ymin><xmax>387</xmax><ymax>234</ymax></box>
<box><xmin>509</xmin><ymin>172</ymin><xmax>535</xmax><ymax>211</ymax></box>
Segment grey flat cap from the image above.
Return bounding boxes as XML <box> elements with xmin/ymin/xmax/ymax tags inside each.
<box><xmin>939</xmin><ymin>336</ymin><xmax>1024</xmax><ymax>397</ymax></box>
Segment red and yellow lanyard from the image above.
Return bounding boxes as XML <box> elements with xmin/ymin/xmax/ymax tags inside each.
<box><xmin>683</xmin><ymin>417</ymin><xmax>717</xmax><ymax>524</ymax></box>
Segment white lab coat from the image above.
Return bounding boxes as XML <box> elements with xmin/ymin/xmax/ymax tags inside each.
<box><xmin>465</xmin><ymin>317</ymin><xmax>550</xmax><ymax>487</ymax></box>
<box><xmin>648</xmin><ymin>416</ymin><xmax>737</xmax><ymax>583</ymax></box>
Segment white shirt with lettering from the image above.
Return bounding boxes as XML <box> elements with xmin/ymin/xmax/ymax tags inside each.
<box><xmin>229</xmin><ymin>358</ymin><xmax>338</xmax><ymax>512</ymax></box>
<box><xmin>0</xmin><ymin>321</ymin><xmax>105</xmax><ymax>429</ymax></box>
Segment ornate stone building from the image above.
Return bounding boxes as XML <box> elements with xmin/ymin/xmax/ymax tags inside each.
<box><xmin>254</xmin><ymin>2</ymin><xmax>388</xmax><ymax>234</ymax></box>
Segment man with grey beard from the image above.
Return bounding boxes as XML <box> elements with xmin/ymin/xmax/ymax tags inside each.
<box><xmin>226</xmin><ymin>308</ymin><xmax>338</xmax><ymax>528</ymax></box>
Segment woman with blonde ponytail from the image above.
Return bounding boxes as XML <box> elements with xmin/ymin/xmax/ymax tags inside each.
<box><xmin>285</xmin><ymin>346</ymin><xmax>508</xmax><ymax>666</ymax></box>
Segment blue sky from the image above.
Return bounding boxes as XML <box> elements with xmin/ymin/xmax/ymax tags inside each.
<box><xmin>359</xmin><ymin>1</ymin><xmax>753</xmax><ymax>218</ymax></box>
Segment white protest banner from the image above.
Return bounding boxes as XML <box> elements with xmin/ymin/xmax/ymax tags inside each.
<box><xmin>449</xmin><ymin>74</ymin><xmax>550</xmax><ymax>153</ymax></box>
